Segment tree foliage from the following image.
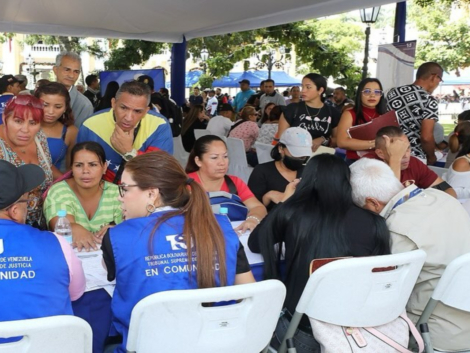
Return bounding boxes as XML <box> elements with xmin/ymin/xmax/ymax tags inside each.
<box><xmin>410</xmin><ymin>0</ymin><xmax>470</xmax><ymax>73</ymax></box>
<box><xmin>105</xmin><ymin>40</ymin><xmax>166</xmax><ymax>70</ymax></box>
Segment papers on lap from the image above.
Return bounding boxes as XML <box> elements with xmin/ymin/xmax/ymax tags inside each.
<box><xmin>76</xmin><ymin>249</ymin><xmax>115</xmax><ymax>296</ymax></box>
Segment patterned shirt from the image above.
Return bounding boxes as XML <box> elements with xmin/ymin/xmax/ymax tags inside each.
<box><xmin>0</xmin><ymin>130</ymin><xmax>53</xmax><ymax>228</ymax></box>
<box><xmin>228</xmin><ymin>121</ymin><xmax>259</xmax><ymax>151</ymax></box>
<box><xmin>256</xmin><ymin>123</ymin><xmax>278</xmax><ymax>145</ymax></box>
<box><xmin>43</xmin><ymin>180</ymin><xmax>123</xmax><ymax>232</ymax></box>
<box><xmin>387</xmin><ymin>84</ymin><xmax>439</xmax><ymax>159</ymax></box>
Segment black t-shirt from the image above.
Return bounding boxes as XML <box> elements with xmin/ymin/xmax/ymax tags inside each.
<box><xmin>102</xmin><ymin>230</ymin><xmax>251</xmax><ymax>281</ymax></box>
<box><xmin>189</xmin><ymin>95</ymin><xmax>203</xmax><ymax>106</ymax></box>
<box><xmin>284</xmin><ymin>102</ymin><xmax>341</xmax><ymax>139</ymax></box>
<box><xmin>248</xmin><ymin>161</ymin><xmax>303</xmax><ymax>211</ymax></box>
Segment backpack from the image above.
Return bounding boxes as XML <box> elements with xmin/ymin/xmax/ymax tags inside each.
<box><xmin>208</xmin><ymin>175</ymin><xmax>248</xmax><ymax>221</ymax></box>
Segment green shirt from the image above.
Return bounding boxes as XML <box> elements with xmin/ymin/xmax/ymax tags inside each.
<box><xmin>43</xmin><ymin>180</ymin><xmax>123</xmax><ymax>232</ymax></box>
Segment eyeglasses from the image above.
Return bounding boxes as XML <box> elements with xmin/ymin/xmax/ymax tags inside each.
<box><xmin>16</xmin><ymin>197</ymin><xmax>38</xmax><ymax>211</ymax></box>
<box><xmin>118</xmin><ymin>184</ymin><xmax>140</xmax><ymax>197</ymax></box>
<box><xmin>435</xmin><ymin>74</ymin><xmax>444</xmax><ymax>83</ymax></box>
<box><xmin>362</xmin><ymin>89</ymin><xmax>383</xmax><ymax>96</ymax></box>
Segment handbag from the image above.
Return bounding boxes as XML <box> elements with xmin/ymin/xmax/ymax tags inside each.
<box><xmin>310</xmin><ymin>311</ymin><xmax>424</xmax><ymax>353</ymax></box>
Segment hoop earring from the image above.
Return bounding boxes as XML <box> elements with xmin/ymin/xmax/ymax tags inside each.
<box><xmin>146</xmin><ymin>203</ymin><xmax>156</xmax><ymax>213</ymax></box>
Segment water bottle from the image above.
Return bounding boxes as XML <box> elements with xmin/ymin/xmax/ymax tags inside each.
<box><xmin>219</xmin><ymin>207</ymin><xmax>229</xmax><ymax>220</ymax></box>
<box><xmin>55</xmin><ymin>210</ymin><xmax>73</xmax><ymax>244</ymax></box>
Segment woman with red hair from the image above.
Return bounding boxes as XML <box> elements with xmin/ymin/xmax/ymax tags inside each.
<box><xmin>0</xmin><ymin>95</ymin><xmax>53</xmax><ymax>228</ymax></box>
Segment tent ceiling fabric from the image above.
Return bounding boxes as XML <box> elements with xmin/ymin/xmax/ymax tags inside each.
<box><xmin>1</xmin><ymin>0</ymin><xmax>398</xmax><ymax>43</ymax></box>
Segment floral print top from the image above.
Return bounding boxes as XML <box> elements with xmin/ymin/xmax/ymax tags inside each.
<box><xmin>0</xmin><ymin>129</ymin><xmax>53</xmax><ymax>228</ymax></box>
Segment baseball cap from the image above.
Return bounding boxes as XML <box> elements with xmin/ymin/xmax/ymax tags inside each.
<box><xmin>239</xmin><ymin>79</ymin><xmax>250</xmax><ymax>85</ymax></box>
<box><xmin>14</xmin><ymin>75</ymin><xmax>28</xmax><ymax>84</ymax></box>
<box><xmin>219</xmin><ymin>103</ymin><xmax>234</xmax><ymax>112</ymax></box>
<box><xmin>0</xmin><ymin>160</ymin><xmax>45</xmax><ymax>209</ymax></box>
<box><xmin>0</xmin><ymin>75</ymin><xmax>19</xmax><ymax>94</ymax></box>
<box><xmin>136</xmin><ymin>75</ymin><xmax>154</xmax><ymax>90</ymax></box>
<box><xmin>279</xmin><ymin>127</ymin><xmax>312</xmax><ymax>157</ymax></box>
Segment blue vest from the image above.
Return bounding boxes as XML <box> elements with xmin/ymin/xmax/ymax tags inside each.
<box><xmin>0</xmin><ymin>220</ymin><xmax>73</xmax><ymax>322</ymax></box>
<box><xmin>110</xmin><ymin>211</ymin><xmax>239</xmax><ymax>353</ymax></box>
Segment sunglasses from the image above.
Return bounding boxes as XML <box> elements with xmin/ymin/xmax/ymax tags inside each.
<box><xmin>362</xmin><ymin>89</ymin><xmax>383</xmax><ymax>96</ymax></box>
<box><xmin>118</xmin><ymin>184</ymin><xmax>140</xmax><ymax>197</ymax></box>
<box><xmin>10</xmin><ymin>95</ymin><xmax>44</xmax><ymax>109</ymax></box>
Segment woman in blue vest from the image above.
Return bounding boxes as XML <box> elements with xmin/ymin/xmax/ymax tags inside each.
<box><xmin>101</xmin><ymin>151</ymin><xmax>255</xmax><ymax>353</ymax></box>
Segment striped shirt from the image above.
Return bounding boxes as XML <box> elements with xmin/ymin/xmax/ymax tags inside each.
<box><xmin>43</xmin><ymin>180</ymin><xmax>123</xmax><ymax>232</ymax></box>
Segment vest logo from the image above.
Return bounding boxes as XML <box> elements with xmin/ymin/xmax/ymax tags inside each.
<box><xmin>0</xmin><ymin>239</ymin><xmax>3</xmax><ymax>255</ymax></box>
<box><xmin>166</xmin><ymin>234</ymin><xmax>188</xmax><ymax>251</ymax></box>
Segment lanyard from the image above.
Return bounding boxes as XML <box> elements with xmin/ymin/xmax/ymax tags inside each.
<box><xmin>391</xmin><ymin>188</ymin><xmax>423</xmax><ymax>210</ymax></box>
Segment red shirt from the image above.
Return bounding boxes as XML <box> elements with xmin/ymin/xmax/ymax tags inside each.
<box><xmin>363</xmin><ymin>152</ymin><xmax>438</xmax><ymax>188</ymax></box>
<box><xmin>346</xmin><ymin>107</ymin><xmax>380</xmax><ymax>160</ymax></box>
<box><xmin>188</xmin><ymin>172</ymin><xmax>255</xmax><ymax>202</ymax></box>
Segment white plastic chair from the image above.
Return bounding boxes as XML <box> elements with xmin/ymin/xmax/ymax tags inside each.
<box><xmin>255</xmin><ymin>142</ymin><xmax>274</xmax><ymax>164</ymax></box>
<box><xmin>172</xmin><ymin>135</ymin><xmax>189</xmax><ymax>168</ymax></box>
<box><xmin>126</xmin><ymin>280</ymin><xmax>286</xmax><ymax>353</ymax></box>
<box><xmin>227</xmin><ymin>137</ymin><xmax>253</xmax><ymax>183</ymax></box>
<box><xmin>0</xmin><ymin>315</ymin><xmax>92</xmax><ymax>353</ymax></box>
<box><xmin>416</xmin><ymin>252</ymin><xmax>470</xmax><ymax>353</ymax></box>
<box><xmin>194</xmin><ymin>129</ymin><xmax>211</xmax><ymax>140</ymax></box>
<box><xmin>311</xmin><ymin>145</ymin><xmax>336</xmax><ymax>157</ymax></box>
<box><xmin>278</xmin><ymin>250</ymin><xmax>427</xmax><ymax>353</ymax></box>
<box><xmin>428</xmin><ymin>165</ymin><xmax>447</xmax><ymax>178</ymax></box>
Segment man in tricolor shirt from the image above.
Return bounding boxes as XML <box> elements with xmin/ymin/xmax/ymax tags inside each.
<box><xmin>77</xmin><ymin>81</ymin><xmax>173</xmax><ymax>183</ymax></box>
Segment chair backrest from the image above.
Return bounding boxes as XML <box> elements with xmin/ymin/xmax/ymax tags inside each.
<box><xmin>0</xmin><ymin>315</ymin><xmax>92</xmax><ymax>353</ymax></box>
<box><xmin>431</xmin><ymin>252</ymin><xmax>470</xmax><ymax>312</ymax></box>
<box><xmin>428</xmin><ymin>165</ymin><xmax>447</xmax><ymax>178</ymax></box>
<box><xmin>296</xmin><ymin>250</ymin><xmax>426</xmax><ymax>327</ymax></box>
<box><xmin>255</xmin><ymin>142</ymin><xmax>274</xmax><ymax>164</ymax></box>
<box><xmin>311</xmin><ymin>145</ymin><xmax>336</xmax><ymax>157</ymax></box>
<box><xmin>227</xmin><ymin>137</ymin><xmax>252</xmax><ymax>182</ymax></box>
<box><xmin>126</xmin><ymin>280</ymin><xmax>286</xmax><ymax>353</ymax></box>
<box><xmin>172</xmin><ymin>135</ymin><xmax>189</xmax><ymax>168</ymax></box>
<box><xmin>194</xmin><ymin>129</ymin><xmax>212</xmax><ymax>140</ymax></box>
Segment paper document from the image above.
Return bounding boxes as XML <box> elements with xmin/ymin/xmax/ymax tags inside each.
<box><xmin>75</xmin><ymin>249</ymin><xmax>115</xmax><ymax>295</ymax></box>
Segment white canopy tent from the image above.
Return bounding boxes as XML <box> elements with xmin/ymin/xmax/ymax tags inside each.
<box><xmin>1</xmin><ymin>0</ymin><xmax>399</xmax><ymax>42</ymax></box>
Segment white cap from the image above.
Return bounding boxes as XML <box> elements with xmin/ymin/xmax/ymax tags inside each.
<box><xmin>279</xmin><ymin>127</ymin><xmax>312</xmax><ymax>157</ymax></box>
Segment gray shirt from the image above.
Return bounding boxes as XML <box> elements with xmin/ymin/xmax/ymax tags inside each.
<box><xmin>69</xmin><ymin>86</ymin><xmax>94</xmax><ymax>128</ymax></box>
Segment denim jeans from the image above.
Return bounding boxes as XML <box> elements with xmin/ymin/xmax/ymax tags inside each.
<box><xmin>270</xmin><ymin>313</ymin><xmax>321</xmax><ymax>353</ymax></box>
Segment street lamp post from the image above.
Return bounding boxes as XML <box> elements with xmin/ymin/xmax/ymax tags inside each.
<box><xmin>256</xmin><ymin>48</ymin><xmax>284</xmax><ymax>80</ymax></box>
<box><xmin>26</xmin><ymin>54</ymin><xmax>38</xmax><ymax>84</ymax></box>
<box><xmin>360</xmin><ymin>6</ymin><xmax>381</xmax><ymax>80</ymax></box>
<box><xmin>200</xmin><ymin>45</ymin><xmax>209</xmax><ymax>74</ymax></box>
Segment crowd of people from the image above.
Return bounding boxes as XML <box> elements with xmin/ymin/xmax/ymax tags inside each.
<box><xmin>1</xmin><ymin>51</ymin><xmax>470</xmax><ymax>353</ymax></box>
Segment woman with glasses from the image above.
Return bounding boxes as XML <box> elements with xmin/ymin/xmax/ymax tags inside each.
<box><xmin>228</xmin><ymin>105</ymin><xmax>260</xmax><ymax>166</ymax></box>
<box><xmin>278</xmin><ymin>73</ymin><xmax>341</xmax><ymax>152</ymax></box>
<box><xmin>0</xmin><ymin>95</ymin><xmax>53</xmax><ymax>228</ymax></box>
<box><xmin>337</xmin><ymin>78</ymin><xmax>388</xmax><ymax>165</ymax></box>
<box><xmin>35</xmin><ymin>82</ymin><xmax>78</xmax><ymax>173</ymax></box>
<box><xmin>101</xmin><ymin>151</ymin><xmax>255</xmax><ymax>353</ymax></box>
<box><xmin>44</xmin><ymin>142</ymin><xmax>122</xmax><ymax>251</ymax></box>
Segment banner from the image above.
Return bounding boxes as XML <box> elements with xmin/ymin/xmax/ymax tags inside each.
<box><xmin>99</xmin><ymin>69</ymin><xmax>165</xmax><ymax>96</ymax></box>
<box><xmin>376</xmin><ymin>41</ymin><xmax>416</xmax><ymax>92</ymax></box>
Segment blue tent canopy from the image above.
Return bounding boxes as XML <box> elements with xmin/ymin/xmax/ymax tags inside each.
<box><xmin>166</xmin><ymin>70</ymin><xmax>301</xmax><ymax>88</ymax></box>
<box><xmin>413</xmin><ymin>70</ymin><xmax>470</xmax><ymax>86</ymax></box>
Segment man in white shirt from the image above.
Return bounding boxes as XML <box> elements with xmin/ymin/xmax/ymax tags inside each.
<box><xmin>53</xmin><ymin>51</ymin><xmax>94</xmax><ymax>128</ymax></box>
<box><xmin>206</xmin><ymin>89</ymin><xmax>218</xmax><ymax>117</ymax></box>
<box><xmin>206</xmin><ymin>103</ymin><xmax>234</xmax><ymax>136</ymax></box>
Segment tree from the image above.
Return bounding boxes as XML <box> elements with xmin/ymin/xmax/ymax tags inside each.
<box><xmin>105</xmin><ymin>40</ymin><xmax>166</xmax><ymax>70</ymax></box>
<box><xmin>409</xmin><ymin>0</ymin><xmax>470</xmax><ymax>73</ymax></box>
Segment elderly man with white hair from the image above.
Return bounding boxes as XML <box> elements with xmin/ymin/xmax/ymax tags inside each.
<box><xmin>349</xmin><ymin>157</ymin><xmax>470</xmax><ymax>352</ymax></box>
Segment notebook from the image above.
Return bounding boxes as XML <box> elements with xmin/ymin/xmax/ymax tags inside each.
<box><xmin>347</xmin><ymin>110</ymin><xmax>399</xmax><ymax>140</ymax></box>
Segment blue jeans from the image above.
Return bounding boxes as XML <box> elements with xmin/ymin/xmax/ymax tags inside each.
<box><xmin>270</xmin><ymin>313</ymin><xmax>321</xmax><ymax>353</ymax></box>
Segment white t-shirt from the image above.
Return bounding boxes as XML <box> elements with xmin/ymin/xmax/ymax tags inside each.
<box><xmin>206</xmin><ymin>96</ymin><xmax>219</xmax><ymax>116</ymax></box>
<box><xmin>207</xmin><ymin>115</ymin><xmax>233</xmax><ymax>136</ymax></box>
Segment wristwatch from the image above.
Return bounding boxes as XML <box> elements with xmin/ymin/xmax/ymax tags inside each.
<box><xmin>123</xmin><ymin>149</ymin><xmax>137</xmax><ymax>161</ymax></box>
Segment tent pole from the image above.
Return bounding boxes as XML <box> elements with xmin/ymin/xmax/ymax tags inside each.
<box><xmin>171</xmin><ymin>37</ymin><xmax>187</xmax><ymax>106</ymax></box>
<box><xmin>393</xmin><ymin>1</ymin><xmax>406</xmax><ymax>43</ymax></box>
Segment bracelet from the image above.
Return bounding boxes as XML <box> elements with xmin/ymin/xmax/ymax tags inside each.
<box><xmin>246</xmin><ymin>216</ymin><xmax>261</xmax><ymax>225</ymax></box>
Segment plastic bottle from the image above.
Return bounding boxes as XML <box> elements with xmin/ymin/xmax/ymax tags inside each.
<box><xmin>219</xmin><ymin>207</ymin><xmax>229</xmax><ymax>220</ymax></box>
<box><xmin>55</xmin><ymin>210</ymin><xmax>73</xmax><ymax>244</ymax></box>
